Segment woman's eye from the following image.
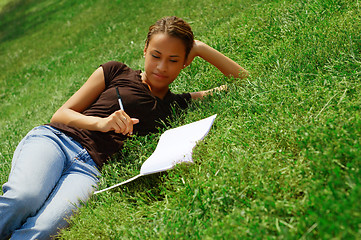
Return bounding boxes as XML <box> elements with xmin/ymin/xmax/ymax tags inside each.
<box><xmin>152</xmin><ymin>54</ymin><xmax>160</xmax><ymax>59</ymax></box>
<box><xmin>170</xmin><ymin>60</ymin><xmax>178</xmax><ymax>63</ymax></box>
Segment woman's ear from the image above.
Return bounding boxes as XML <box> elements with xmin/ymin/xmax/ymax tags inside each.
<box><xmin>183</xmin><ymin>58</ymin><xmax>190</xmax><ymax>69</ymax></box>
<box><xmin>143</xmin><ymin>45</ymin><xmax>147</xmax><ymax>57</ymax></box>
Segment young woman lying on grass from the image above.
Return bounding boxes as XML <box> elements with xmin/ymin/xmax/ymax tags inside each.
<box><xmin>0</xmin><ymin>16</ymin><xmax>247</xmax><ymax>239</ymax></box>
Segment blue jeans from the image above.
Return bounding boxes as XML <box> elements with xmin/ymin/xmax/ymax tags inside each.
<box><xmin>0</xmin><ymin>126</ymin><xmax>101</xmax><ymax>240</ymax></box>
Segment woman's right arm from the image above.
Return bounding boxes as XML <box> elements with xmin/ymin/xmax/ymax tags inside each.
<box><xmin>51</xmin><ymin>67</ymin><xmax>138</xmax><ymax>135</ymax></box>
<box><xmin>189</xmin><ymin>84</ymin><xmax>227</xmax><ymax>99</ymax></box>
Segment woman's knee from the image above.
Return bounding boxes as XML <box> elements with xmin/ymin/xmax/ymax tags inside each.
<box><xmin>3</xmin><ymin>188</ymin><xmax>46</xmax><ymax>216</ymax></box>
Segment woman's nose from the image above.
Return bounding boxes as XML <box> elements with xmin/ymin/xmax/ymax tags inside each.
<box><xmin>157</xmin><ymin>60</ymin><xmax>167</xmax><ymax>72</ymax></box>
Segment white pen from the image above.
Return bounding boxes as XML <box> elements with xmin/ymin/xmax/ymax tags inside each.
<box><xmin>116</xmin><ymin>87</ymin><xmax>124</xmax><ymax>111</ymax></box>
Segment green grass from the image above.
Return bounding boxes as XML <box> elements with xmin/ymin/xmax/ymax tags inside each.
<box><xmin>0</xmin><ymin>0</ymin><xmax>360</xmax><ymax>239</ymax></box>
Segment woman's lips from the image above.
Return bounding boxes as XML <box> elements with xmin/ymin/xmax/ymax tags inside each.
<box><xmin>153</xmin><ymin>72</ymin><xmax>167</xmax><ymax>79</ymax></box>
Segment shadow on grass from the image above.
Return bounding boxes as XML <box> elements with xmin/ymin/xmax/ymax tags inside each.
<box><xmin>0</xmin><ymin>0</ymin><xmax>77</xmax><ymax>44</ymax></box>
<box><xmin>97</xmin><ymin>172</ymin><xmax>169</xmax><ymax>203</ymax></box>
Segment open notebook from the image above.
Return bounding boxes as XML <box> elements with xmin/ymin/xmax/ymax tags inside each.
<box><xmin>94</xmin><ymin>114</ymin><xmax>217</xmax><ymax>194</ymax></box>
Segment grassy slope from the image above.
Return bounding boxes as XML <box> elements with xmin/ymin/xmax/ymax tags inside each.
<box><xmin>0</xmin><ymin>0</ymin><xmax>360</xmax><ymax>239</ymax></box>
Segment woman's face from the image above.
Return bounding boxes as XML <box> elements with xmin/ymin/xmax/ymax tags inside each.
<box><xmin>142</xmin><ymin>33</ymin><xmax>186</xmax><ymax>96</ymax></box>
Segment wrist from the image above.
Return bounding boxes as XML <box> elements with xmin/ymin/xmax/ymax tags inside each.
<box><xmin>190</xmin><ymin>91</ymin><xmax>205</xmax><ymax>99</ymax></box>
<box><xmin>193</xmin><ymin>40</ymin><xmax>206</xmax><ymax>56</ymax></box>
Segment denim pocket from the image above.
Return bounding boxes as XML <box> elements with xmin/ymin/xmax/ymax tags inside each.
<box><xmin>72</xmin><ymin>149</ymin><xmax>101</xmax><ymax>180</ymax></box>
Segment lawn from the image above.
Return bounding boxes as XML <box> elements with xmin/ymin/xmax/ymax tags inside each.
<box><xmin>0</xmin><ymin>0</ymin><xmax>360</xmax><ymax>239</ymax></box>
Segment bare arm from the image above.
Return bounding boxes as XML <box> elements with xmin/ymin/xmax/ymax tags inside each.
<box><xmin>185</xmin><ymin>40</ymin><xmax>249</xmax><ymax>79</ymax></box>
<box><xmin>51</xmin><ymin>67</ymin><xmax>138</xmax><ymax>135</ymax></box>
<box><xmin>190</xmin><ymin>85</ymin><xmax>227</xmax><ymax>99</ymax></box>
<box><xmin>185</xmin><ymin>40</ymin><xmax>248</xmax><ymax>100</ymax></box>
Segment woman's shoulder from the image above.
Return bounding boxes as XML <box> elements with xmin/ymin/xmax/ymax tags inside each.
<box><xmin>100</xmin><ymin>61</ymin><xmax>130</xmax><ymax>86</ymax></box>
<box><xmin>100</xmin><ymin>61</ymin><xmax>141</xmax><ymax>75</ymax></box>
<box><xmin>101</xmin><ymin>61</ymin><xmax>142</xmax><ymax>87</ymax></box>
<box><xmin>101</xmin><ymin>61</ymin><xmax>127</xmax><ymax>70</ymax></box>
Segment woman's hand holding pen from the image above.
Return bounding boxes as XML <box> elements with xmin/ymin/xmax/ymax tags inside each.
<box><xmin>97</xmin><ymin>110</ymin><xmax>139</xmax><ymax>135</ymax></box>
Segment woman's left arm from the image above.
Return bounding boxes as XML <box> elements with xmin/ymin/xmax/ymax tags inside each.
<box><xmin>185</xmin><ymin>40</ymin><xmax>249</xmax><ymax>79</ymax></box>
<box><xmin>186</xmin><ymin>40</ymin><xmax>248</xmax><ymax>99</ymax></box>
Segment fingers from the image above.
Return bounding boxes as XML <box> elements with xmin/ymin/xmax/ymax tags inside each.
<box><xmin>184</xmin><ymin>40</ymin><xmax>199</xmax><ymax>68</ymax></box>
<box><xmin>131</xmin><ymin>118</ymin><xmax>139</xmax><ymax>125</ymax></box>
<box><xmin>114</xmin><ymin>111</ymin><xmax>131</xmax><ymax>135</ymax></box>
<box><xmin>215</xmin><ymin>84</ymin><xmax>228</xmax><ymax>92</ymax></box>
<box><xmin>111</xmin><ymin>110</ymin><xmax>139</xmax><ymax>135</ymax></box>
